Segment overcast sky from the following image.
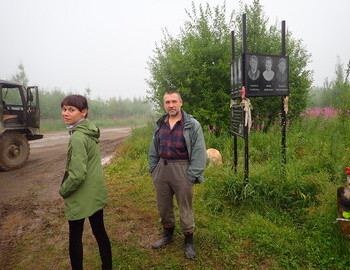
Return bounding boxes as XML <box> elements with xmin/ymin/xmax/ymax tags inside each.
<box><xmin>0</xmin><ymin>0</ymin><xmax>349</xmax><ymax>100</ymax></box>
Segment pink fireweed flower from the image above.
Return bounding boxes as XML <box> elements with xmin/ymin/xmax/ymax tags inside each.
<box><xmin>302</xmin><ymin>107</ymin><xmax>338</xmax><ymax>118</ymax></box>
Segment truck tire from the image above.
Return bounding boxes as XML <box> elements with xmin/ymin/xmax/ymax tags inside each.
<box><xmin>0</xmin><ymin>133</ymin><xmax>30</xmax><ymax>171</ymax></box>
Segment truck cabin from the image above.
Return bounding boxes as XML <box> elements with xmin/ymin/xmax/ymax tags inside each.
<box><xmin>0</xmin><ymin>80</ymin><xmax>27</xmax><ymax>126</ymax></box>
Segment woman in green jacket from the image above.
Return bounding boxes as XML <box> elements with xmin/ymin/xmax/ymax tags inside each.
<box><xmin>60</xmin><ymin>95</ymin><xmax>112</xmax><ymax>270</ymax></box>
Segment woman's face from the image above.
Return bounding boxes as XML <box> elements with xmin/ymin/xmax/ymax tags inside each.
<box><xmin>265</xmin><ymin>59</ymin><xmax>272</xmax><ymax>70</ymax></box>
<box><xmin>61</xmin><ymin>105</ymin><xmax>87</xmax><ymax>125</ymax></box>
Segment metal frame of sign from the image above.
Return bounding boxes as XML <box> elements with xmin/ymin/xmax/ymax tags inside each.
<box><xmin>231</xmin><ymin>15</ymin><xmax>288</xmax><ymax>182</ymax></box>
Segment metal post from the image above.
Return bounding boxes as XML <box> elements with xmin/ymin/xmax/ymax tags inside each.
<box><xmin>244</xmin><ymin>111</ymin><xmax>249</xmax><ymax>182</ymax></box>
<box><xmin>231</xmin><ymin>30</ymin><xmax>235</xmax><ymax>61</ymax></box>
<box><xmin>231</xmin><ymin>30</ymin><xmax>238</xmax><ymax>173</ymax></box>
<box><xmin>242</xmin><ymin>14</ymin><xmax>249</xmax><ymax>183</ymax></box>
<box><xmin>234</xmin><ymin>136</ymin><xmax>238</xmax><ymax>173</ymax></box>
<box><xmin>281</xmin><ymin>20</ymin><xmax>287</xmax><ymax>168</ymax></box>
<box><xmin>242</xmin><ymin>14</ymin><xmax>247</xmax><ymax>53</ymax></box>
<box><xmin>281</xmin><ymin>21</ymin><xmax>286</xmax><ymax>55</ymax></box>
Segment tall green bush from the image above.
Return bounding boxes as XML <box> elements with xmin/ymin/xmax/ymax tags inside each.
<box><xmin>147</xmin><ymin>0</ymin><xmax>312</xmax><ymax>131</ymax></box>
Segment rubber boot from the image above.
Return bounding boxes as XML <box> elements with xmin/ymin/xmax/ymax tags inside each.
<box><xmin>151</xmin><ymin>227</ymin><xmax>174</xmax><ymax>249</ymax></box>
<box><xmin>184</xmin><ymin>233</ymin><xmax>196</xmax><ymax>259</ymax></box>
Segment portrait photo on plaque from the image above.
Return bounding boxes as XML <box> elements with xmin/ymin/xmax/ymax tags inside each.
<box><xmin>244</xmin><ymin>53</ymin><xmax>289</xmax><ymax>97</ymax></box>
<box><xmin>230</xmin><ymin>55</ymin><xmax>243</xmax><ymax>98</ymax></box>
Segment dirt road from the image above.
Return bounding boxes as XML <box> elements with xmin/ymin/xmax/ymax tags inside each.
<box><xmin>0</xmin><ymin>127</ymin><xmax>131</xmax><ymax>269</ymax></box>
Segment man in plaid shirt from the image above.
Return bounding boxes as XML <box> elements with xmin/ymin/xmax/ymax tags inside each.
<box><xmin>149</xmin><ymin>90</ymin><xmax>206</xmax><ymax>259</ymax></box>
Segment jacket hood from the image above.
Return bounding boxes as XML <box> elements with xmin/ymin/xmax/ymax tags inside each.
<box><xmin>71</xmin><ymin>119</ymin><xmax>100</xmax><ymax>143</ymax></box>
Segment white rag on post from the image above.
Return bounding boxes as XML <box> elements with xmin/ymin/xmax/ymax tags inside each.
<box><xmin>241</xmin><ymin>98</ymin><xmax>252</xmax><ymax>133</ymax></box>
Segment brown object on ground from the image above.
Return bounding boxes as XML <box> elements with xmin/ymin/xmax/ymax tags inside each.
<box><xmin>206</xmin><ymin>148</ymin><xmax>223</xmax><ymax>166</ymax></box>
<box><xmin>338</xmin><ymin>219</ymin><xmax>350</xmax><ymax>238</ymax></box>
<box><xmin>337</xmin><ymin>184</ymin><xmax>350</xmax><ymax>238</ymax></box>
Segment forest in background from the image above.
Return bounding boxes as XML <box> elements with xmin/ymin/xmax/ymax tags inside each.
<box><xmin>39</xmin><ymin>88</ymin><xmax>152</xmax><ymax>121</ymax></box>
<box><xmin>7</xmin><ymin>63</ymin><xmax>154</xmax><ymax>131</ymax></box>
<box><xmin>310</xmin><ymin>57</ymin><xmax>350</xmax><ymax>110</ymax></box>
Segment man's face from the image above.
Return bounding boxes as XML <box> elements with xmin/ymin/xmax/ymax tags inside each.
<box><xmin>163</xmin><ymin>93</ymin><xmax>183</xmax><ymax>116</ymax></box>
<box><xmin>250</xmin><ymin>58</ymin><xmax>258</xmax><ymax>70</ymax></box>
<box><xmin>278</xmin><ymin>60</ymin><xmax>286</xmax><ymax>72</ymax></box>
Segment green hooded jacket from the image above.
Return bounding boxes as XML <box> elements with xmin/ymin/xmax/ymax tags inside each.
<box><xmin>59</xmin><ymin>119</ymin><xmax>107</xmax><ymax>221</ymax></box>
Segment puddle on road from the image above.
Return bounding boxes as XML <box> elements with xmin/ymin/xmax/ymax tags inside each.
<box><xmin>102</xmin><ymin>154</ymin><xmax>114</xmax><ymax>166</ymax></box>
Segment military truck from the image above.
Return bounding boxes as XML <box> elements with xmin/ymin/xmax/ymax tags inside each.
<box><xmin>0</xmin><ymin>79</ymin><xmax>43</xmax><ymax>170</ymax></box>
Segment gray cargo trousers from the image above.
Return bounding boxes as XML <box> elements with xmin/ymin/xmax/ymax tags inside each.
<box><xmin>152</xmin><ymin>158</ymin><xmax>194</xmax><ymax>233</ymax></box>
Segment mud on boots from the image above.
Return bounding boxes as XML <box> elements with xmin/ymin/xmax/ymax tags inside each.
<box><xmin>151</xmin><ymin>226</ymin><xmax>174</xmax><ymax>249</ymax></box>
<box><xmin>184</xmin><ymin>232</ymin><xmax>196</xmax><ymax>259</ymax></box>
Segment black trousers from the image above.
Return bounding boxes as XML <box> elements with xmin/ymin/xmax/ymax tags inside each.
<box><xmin>68</xmin><ymin>209</ymin><xmax>112</xmax><ymax>270</ymax></box>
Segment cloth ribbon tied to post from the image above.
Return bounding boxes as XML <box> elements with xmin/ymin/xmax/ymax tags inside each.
<box><xmin>241</xmin><ymin>98</ymin><xmax>252</xmax><ymax>132</ymax></box>
<box><xmin>240</xmin><ymin>87</ymin><xmax>252</xmax><ymax>133</ymax></box>
<box><xmin>239</xmin><ymin>87</ymin><xmax>253</xmax><ymax>133</ymax></box>
<box><xmin>283</xmin><ymin>96</ymin><xmax>289</xmax><ymax>114</ymax></box>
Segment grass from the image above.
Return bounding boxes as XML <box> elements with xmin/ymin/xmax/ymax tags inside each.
<box><xmin>102</xmin><ymin>117</ymin><xmax>350</xmax><ymax>269</ymax></box>
<box><xmin>8</xmin><ymin>116</ymin><xmax>350</xmax><ymax>269</ymax></box>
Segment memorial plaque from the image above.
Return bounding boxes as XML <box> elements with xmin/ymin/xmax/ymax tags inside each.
<box><xmin>231</xmin><ymin>103</ymin><xmax>244</xmax><ymax>137</ymax></box>
<box><xmin>231</xmin><ymin>53</ymin><xmax>289</xmax><ymax>99</ymax></box>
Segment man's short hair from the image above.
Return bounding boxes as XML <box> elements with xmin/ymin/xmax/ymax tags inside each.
<box><xmin>279</xmin><ymin>58</ymin><xmax>286</xmax><ymax>64</ymax></box>
<box><xmin>164</xmin><ymin>90</ymin><xmax>182</xmax><ymax>100</ymax></box>
<box><xmin>250</xmin><ymin>55</ymin><xmax>258</xmax><ymax>62</ymax></box>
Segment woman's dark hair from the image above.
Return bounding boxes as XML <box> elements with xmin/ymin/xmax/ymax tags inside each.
<box><xmin>61</xmin><ymin>95</ymin><xmax>89</xmax><ymax>118</ymax></box>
